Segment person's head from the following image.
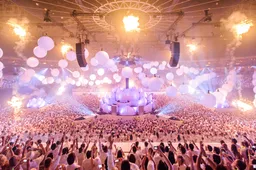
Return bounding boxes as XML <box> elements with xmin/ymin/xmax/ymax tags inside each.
<box><xmin>216</xmin><ymin>165</ymin><xmax>227</xmax><ymax>170</ymax></box>
<box><xmin>144</xmin><ymin>141</ymin><xmax>148</xmax><ymax>147</ymax></box>
<box><xmin>207</xmin><ymin>145</ymin><xmax>213</xmax><ymax>152</ymax></box>
<box><xmin>56</xmin><ymin>141</ymin><xmax>61</xmax><ymax>145</ymax></box>
<box><xmin>168</xmin><ymin>151</ymin><xmax>176</xmax><ymax>164</ymax></box>
<box><xmin>233</xmin><ymin>160</ymin><xmax>246</xmax><ymax>170</ymax></box>
<box><xmin>51</xmin><ymin>143</ymin><xmax>57</xmax><ymax>150</ymax></box>
<box><xmin>117</xmin><ymin>150</ymin><xmax>123</xmax><ymax>158</ymax></box>
<box><xmin>220</xmin><ymin>140</ymin><xmax>225</xmax><ymax>145</ymax></box>
<box><xmin>47</xmin><ymin>153</ymin><xmax>54</xmax><ymax>159</ymax></box>
<box><xmin>189</xmin><ymin>144</ymin><xmax>194</xmax><ymax>151</ymax></box>
<box><xmin>79</xmin><ymin>147</ymin><xmax>83</xmax><ymax>153</ymax></box>
<box><xmin>177</xmin><ymin>155</ymin><xmax>185</xmax><ymax>165</ymax></box>
<box><xmin>132</xmin><ymin>146</ymin><xmax>137</xmax><ymax>153</ymax></box>
<box><xmin>231</xmin><ymin>144</ymin><xmax>238</xmax><ymax>154</ymax></box>
<box><xmin>128</xmin><ymin>154</ymin><xmax>136</xmax><ymax>164</ymax></box>
<box><xmin>103</xmin><ymin>145</ymin><xmax>108</xmax><ymax>153</ymax></box>
<box><xmin>192</xmin><ymin>155</ymin><xmax>198</xmax><ymax>163</ymax></box>
<box><xmin>135</xmin><ymin>141</ymin><xmax>139</xmax><ymax>148</ymax></box>
<box><xmin>81</xmin><ymin>144</ymin><xmax>85</xmax><ymax>148</ymax></box>
<box><xmin>232</xmin><ymin>138</ymin><xmax>237</xmax><ymax>144</ymax></box>
<box><xmin>165</xmin><ymin>146</ymin><xmax>169</xmax><ymax>153</ymax></box>
<box><xmin>62</xmin><ymin>147</ymin><xmax>69</xmax><ymax>155</ymax></box>
<box><xmin>214</xmin><ymin>147</ymin><xmax>220</xmax><ymax>155</ymax></box>
<box><xmin>14</xmin><ymin>148</ymin><xmax>21</xmax><ymax>155</ymax></box>
<box><xmin>44</xmin><ymin>158</ymin><xmax>52</xmax><ymax>169</ymax></box>
<box><xmin>86</xmin><ymin>151</ymin><xmax>91</xmax><ymax>159</ymax></box>
<box><xmin>67</xmin><ymin>153</ymin><xmax>76</xmax><ymax>165</ymax></box>
<box><xmin>9</xmin><ymin>156</ymin><xmax>18</xmax><ymax>167</ymax></box>
<box><xmin>205</xmin><ymin>164</ymin><xmax>214</xmax><ymax>170</ymax></box>
<box><xmin>213</xmin><ymin>154</ymin><xmax>221</xmax><ymax>165</ymax></box>
<box><xmin>158</xmin><ymin>160</ymin><xmax>168</xmax><ymax>170</ymax></box>
<box><xmin>121</xmin><ymin>160</ymin><xmax>130</xmax><ymax>170</ymax></box>
<box><xmin>180</xmin><ymin>146</ymin><xmax>186</xmax><ymax>154</ymax></box>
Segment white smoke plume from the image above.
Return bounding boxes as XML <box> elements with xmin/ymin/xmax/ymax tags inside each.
<box><xmin>7</xmin><ymin>17</ymin><xmax>31</xmax><ymax>60</ymax></box>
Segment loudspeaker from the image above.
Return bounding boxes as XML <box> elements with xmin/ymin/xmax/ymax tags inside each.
<box><xmin>76</xmin><ymin>42</ymin><xmax>87</xmax><ymax>67</ymax></box>
<box><xmin>169</xmin><ymin>41</ymin><xmax>180</xmax><ymax>67</ymax></box>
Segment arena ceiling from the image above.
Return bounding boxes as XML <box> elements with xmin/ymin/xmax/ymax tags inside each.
<box><xmin>0</xmin><ymin>0</ymin><xmax>256</xmax><ymax>69</ymax></box>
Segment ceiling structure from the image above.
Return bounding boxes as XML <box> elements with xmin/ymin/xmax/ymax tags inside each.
<box><xmin>0</xmin><ymin>0</ymin><xmax>256</xmax><ymax>69</ymax></box>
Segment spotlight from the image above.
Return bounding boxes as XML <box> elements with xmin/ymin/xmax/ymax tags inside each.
<box><xmin>123</xmin><ymin>15</ymin><xmax>140</xmax><ymax>32</ymax></box>
<box><xmin>61</xmin><ymin>44</ymin><xmax>72</xmax><ymax>55</ymax></box>
<box><xmin>44</xmin><ymin>9</ymin><xmax>52</xmax><ymax>22</ymax></box>
<box><xmin>187</xmin><ymin>44</ymin><xmax>197</xmax><ymax>53</ymax></box>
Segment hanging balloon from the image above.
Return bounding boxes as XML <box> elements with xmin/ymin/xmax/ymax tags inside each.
<box><xmin>201</xmin><ymin>93</ymin><xmax>216</xmax><ymax>108</ymax></box>
<box><xmin>158</xmin><ymin>64</ymin><xmax>165</xmax><ymax>70</ymax></box>
<box><xmin>37</xmin><ymin>36</ymin><xmax>55</xmax><ymax>51</ymax></box>
<box><xmin>20</xmin><ymin>74</ymin><xmax>31</xmax><ymax>83</ymax></box>
<box><xmin>138</xmin><ymin>72</ymin><xmax>146</xmax><ymax>80</ymax></box>
<box><xmin>141</xmin><ymin>77</ymin><xmax>150</xmax><ymax>88</ymax></box>
<box><xmin>121</xmin><ymin>67</ymin><xmax>133</xmax><ymax>78</ymax></box>
<box><xmin>58</xmin><ymin>59</ymin><xmax>68</xmax><ymax>68</ymax></box>
<box><xmin>51</xmin><ymin>69</ymin><xmax>60</xmax><ymax>77</ymax></box>
<box><xmin>106</xmin><ymin>59</ymin><xmax>115</xmax><ymax>68</ymax></box>
<box><xmin>25</xmin><ymin>69</ymin><xmax>36</xmax><ymax>77</ymax></box>
<box><xmin>253</xmin><ymin>79</ymin><xmax>256</xmax><ymax>86</ymax></box>
<box><xmin>166</xmin><ymin>86</ymin><xmax>177</xmax><ymax>97</ymax></box>
<box><xmin>134</xmin><ymin>67</ymin><xmax>142</xmax><ymax>73</ymax></box>
<box><xmin>148</xmin><ymin>77</ymin><xmax>163</xmax><ymax>91</ymax></box>
<box><xmin>84</xmin><ymin>48</ymin><xmax>89</xmax><ymax>58</ymax></box>
<box><xmin>0</xmin><ymin>61</ymin><xmax>4</xmax><ymax>70</ymax></box>
<box><xmin>166</xmin><ymin>72</ymin><xmax>174</xmax><ymax>81</ymax></box>
<box><xmin>150</xmin><ymin>67</ymin><xmax>157</xmax><ymax>75</ymax></box>
<box><xmin>42</xmin><ymin>78</ymin><xmax>48</xmax><ymax>85</ymax></box>
<box><xmin>33</xmin><ymin>46</ymin><xmax>47</xmax><ymax>58</ymax></box>
<box><xmin>0</xmin><ymin>71</ymin><xmax>2</xmax><ymax>79</ymax></box>
<box><xmin>55</xmin><ymin>78</ymin><xmax>62</xmax><ymax>84</ymax></box>
<box><xmin>179</xmin><ymin>84</ymin><xmax>189</xmax><ymax>94</ymax></box>
<box><xmin>90</xmin><ymin>57</ymin><xmax>98</xmax><ymax>66</ymax></box>
<box><xmin>90</xmin><ymin>74</ymin><xmax>96</xmax><ymax>81</ymax></box>
<box><xmin>66</xmin><ymin>51</ymin><xmax>76</xmax><ymax>61</ymax></box>
<box><xmin>95</xmin><ymin>51</ymin><xmax>109</xmax><ymax>65</ymax></box>
<box><xmin>26</xmin><ymin>57</ymin><xmax>39</xmax><ymax>68</ymax></box>
<box><xmin>0</xmin><ymin>48</ymin><xmax>3</xmax><ymax>58</ymax></box>
<box><xmin>176</xmin><ymin>69</ymin><xmax>183</xmax><ymax>76</ymax></box>
<box><xmin>89</xmin><ymin>81</ymin><xmax>94</xmax><ymax>86</ymax></box>
<box><xmin>97</xmin><ymin>68</ymin><xmax>105</xmax><ymax>76</ymax></box>
<box><xmin>76</xmin><ymin>81</ymin><xmax>81</xmax><ymax>87</ymax></box>
<box><xmin>253</xmin><ymin>86</ymin><xmax>256</xmax><ymax>94</ymax></box>
<box><xmin>47</xmin><ymin>77</ymin><xmax>54</xmax><ymax>84</ymax></box>
<box><xmin>183</xmin><ymin>67</ymin><xmax>189</xmax><ymax>74</ymax></box>
<box><xmin>72</xmin><ymin>71</ymin><xmax>80</xmax><ymax>78</ymax></box>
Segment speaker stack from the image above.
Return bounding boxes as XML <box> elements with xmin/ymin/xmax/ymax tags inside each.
<box><xmin>76</xmin><ymin>42</ymin><xmax>87</xmax><ymax>67</ymax></box>
<box><xmin>169</xmin><ymin>41</ymin><xmax>180</xmax><ymax>67</ymax></box>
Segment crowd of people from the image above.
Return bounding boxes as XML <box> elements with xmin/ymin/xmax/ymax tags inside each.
<box><xmin>0</xmin><ymin>95</ymin><xmax>256</xmax><ymax>170</ymax></box>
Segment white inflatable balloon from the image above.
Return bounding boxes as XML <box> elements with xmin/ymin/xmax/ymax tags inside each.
<box><xmin>90</xmin><ymin>57</ymin><xmax>98</xmax><ymax>66</ymax></box>
<box><xmin>252</xmin><ymin>79</ymin><xmax>256</xmax><ymax>86</ymax></box>
<box><xmin>55</xmin><ymin>78</ymin><xmax>62</xmax><ymax>84</ymax></box>
<box><xmin>37</xmin><ymin>36</ymin><xmax>54</xmax><ymax>51</ymax></box>
<box><xmin>106</xmin><ymin>59</ymin><xmax>115</xmax><ymax>68</ymax></box>
<box><xmin>97</xmin><ymin>68</ymin><xmax>105</xmax><ymax>76</ymax></box>
<box><xmin>176</xmin><ymin>69</ymin><xmax>183</xmax><ymax>76</ymax></box>
<box><xmin>201</xmin><ymin>93</ymin><xmax>216</xmax><ymax>108</ymax></box>
<box><xmin>72</xmin><ymin>71</ymin><xmax>80</xmax><ymax>78</ymax></box>
<box><xmin>47</xmin><ymin>77</ymin><xmax>54</xmax><ymax>84</ymax></box>
<box><xmin>0</xmin><ymin>61</ymin><xmax>4</xmax><ymax>70</ymax></box>
<box><xmin>166</xmin><ymin>72</ymin><xmax>174</xmax><ymax>81</ymax></box>
<box><xmin>66</xmin><ymin>51</ymin><xmax>76</xmax><ymax>61</ymax></box>
<box><xmin>81</xmin><ymin>65</ymin><xmax>89</xmax><ymax>71</ymax></box>
<box><xmin>26</xmin><ymin>57</ymin><xmax>39</xmax><ymax>68</ymax></box>
<box><xmin>51</xmin><ymin>69</ymin><xmax>60</xmax><ymax>77</ymax></box>
<box><xmin>148</xmin><ymin>77</ymin><xmax>163</xmax><ymax>91</ymax></box>
<box><xmin>25</xmin><ymin>69</ymin><xmax>35</xmax><ymax>77</ymax></box>
<box><xmin>166</xmin><ymin>86</ymin><xmax>177</xmax><ymax>97</ymax></box>
<box><xmin>95</xmin><ymin>51</ymin><xmax>109</xmax><ymax>65</ymax></box>
<box><xmin>179</xmin><ymin>84</ymin><xmax>189</xmax><ymax>94</ymax></box>
<box><xmin>0</xmin><ymin>71</ymin><xmax>2</xmax><ymax>78</ymax></box>
<box><xmin>0</xmin><ymin>48</ymin><xmax>3</xmax><ymax>58</ymax></box>
<box><xmin>33</xmin><ymin>46</ymin><xmax>47</xmax><ymax>58</ymax></box>
<box><xmin>150</xmin><ymin>67</ymin><xmax>157</xmax><ymax>75</ymax></box>
<box><xmin>90</xmin><ymin>74</ymin><xmax>96</xmax><ymax>81</ymax></box>
<box><xmin>121</xmin><ymin>67</ymin><xmax>133</xmax><ymax>78</ymax></box>
<box><xmin>58</xmin><ymin>59</ymin><xmax>68</xmax><ymax>68</ymax></box>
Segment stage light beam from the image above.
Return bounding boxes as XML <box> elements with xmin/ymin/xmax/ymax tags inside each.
<box><xmin>7</xmin><ymin>22</ymin><xmax>26</xmax><ymax>37</ymax></box>
<box><xmin>61</xmin><ymin>44</ymin><xmax>72</xmax><ymax>55</ymax></box>
<box><xmin>187</xmin><ymin>44</ymin><xmax>197</xmax><ymax>53</ymax></box>
<box><xmin>234</xmin><ymin>20</ymin><xmax>253</xmax><ymax>36</ymax></box>
<box><xmin>232</xmin><ymin>100</ymin><xmax>253</xmax><ymax>112</ymax></box>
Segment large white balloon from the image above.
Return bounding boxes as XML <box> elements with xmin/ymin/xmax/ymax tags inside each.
<box><xmin>0</xmin><ymin>71</ymin><xmax>2</xmax><ymax>78</ymax></box>
<box><xmin>150</xmin><ymin>67</ymin><xmax>157</xmax><ymax>75</ymax></box>
<box><xmin>25</xmin><ymin>69</ymin><xmax>35</xmax><ymax>77</ymax></box>
<box><xmin>252</xmin><ymin>79</ymin><xmax>256</xmax><ymax>86</ymax></box>
<box><xmin>26</xmin><ymin>57</ymin><xmax>39</xmax><ymax>68</ymax></box>
<box><xmin>179</xmin><ymin>84</ymin><xmax>189</xmax><ymax>94</ymax></box>
<box><xmin>0</xmin><ymin>48</ymin><xmax>3</xmax><ymax>58</ymax></box>
<box><xmin>106</xmin><ymin>59</ymin><xmax>115</xmax><ymax>68</ymax></box>
<box><xmin>47</xmin><ymin>77</ymin><xmax>54</xmax><ymax>84</ymax></box>
<box><xmin>166</xmin><ymin>86</ymin><xmax>177</xmax><ymax>97</ymax></box>
<box><xmin>66</xmin><ymin>51</ymin><xmax>76</xmax><ymax>61</ymax></box>
<box><xmin>134</xmin><ymin>67</ymin><xmax>142</xmax><ymax>73</ymax></box>
<box><xmin>58</xmin><ymin>59</ymin><xmax>68</xmax><ymax>68</ymax></box>
<box><xmin>90</xmin><ymin>74</ymin><xmax>96</xmax><ymax>81</ymax></box>
<box><xmin>201</xmin><ymin>93</ymin><xmax>216</xmax><ymax>108</ymax></box>
<box><xmin>72</xmin><ymin>71</ymin><xmax>80</xmax><ymax>78</ymax></box>
<box><xmin>0</xmin><ymin>61</ymin><xmax>4</xmax><ymax>70</ymax></box>
<box><xmin>166</xmin><ymin>72</ymin><xmax>174</xmax><ymax>81</ymax></box>
<box><xmin>121</xmin><ymin>67</ymin><xmax>133</xmax><ymax>78</ymax></box>
<box><xmin>37</xmin><ymin>36</ymin><xmax>54</xmax><ymax>51</ymax></box>
<box><xmin>51</xmin><ymin>69</ymin><xmax>60</xmax><ymax>77</ymax></box>
<box><xmin>148</xmin><ymin>77</ymin><xmax>163</xmax><ymax>91</ymax></box>
<box><xmin>90</xmin><ymin>57</ymin><xmax>98</xmax><ymax>66</ymax></box>
<box><xmin>95</xmin><ymin>51</ymin><xmax>109</xmax><ymax>65</ymax></box>
<box><xmin>33</xmin><ymin>46</ymin><xmax>47</xmax><ymax>58</ymax></box>
<box><xmin>97</xmin><ymin>68</ymin><xmax>105</xmax><ymax>76</ymax></box>
<box><xmin>176</xmin><ymin>69</ymin><xmax>183</xmax><ymax>76</ymax></box>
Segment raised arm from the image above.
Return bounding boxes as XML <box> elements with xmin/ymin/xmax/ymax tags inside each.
<box><xmin>156</xmin><ymin>146</ymin><xmax>173</xmax><ymax>170</ymax></box>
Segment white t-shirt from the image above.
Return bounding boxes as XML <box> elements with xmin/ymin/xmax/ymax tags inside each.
<box><xmin>147</xmin><ymin>160</ymin><xmax>155</xmax><ymax>170</ymax></box>
<box><xmin>66</xmin><ymin>163</ymin><xmax>81</xmax><ymax>170</ymax></box>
